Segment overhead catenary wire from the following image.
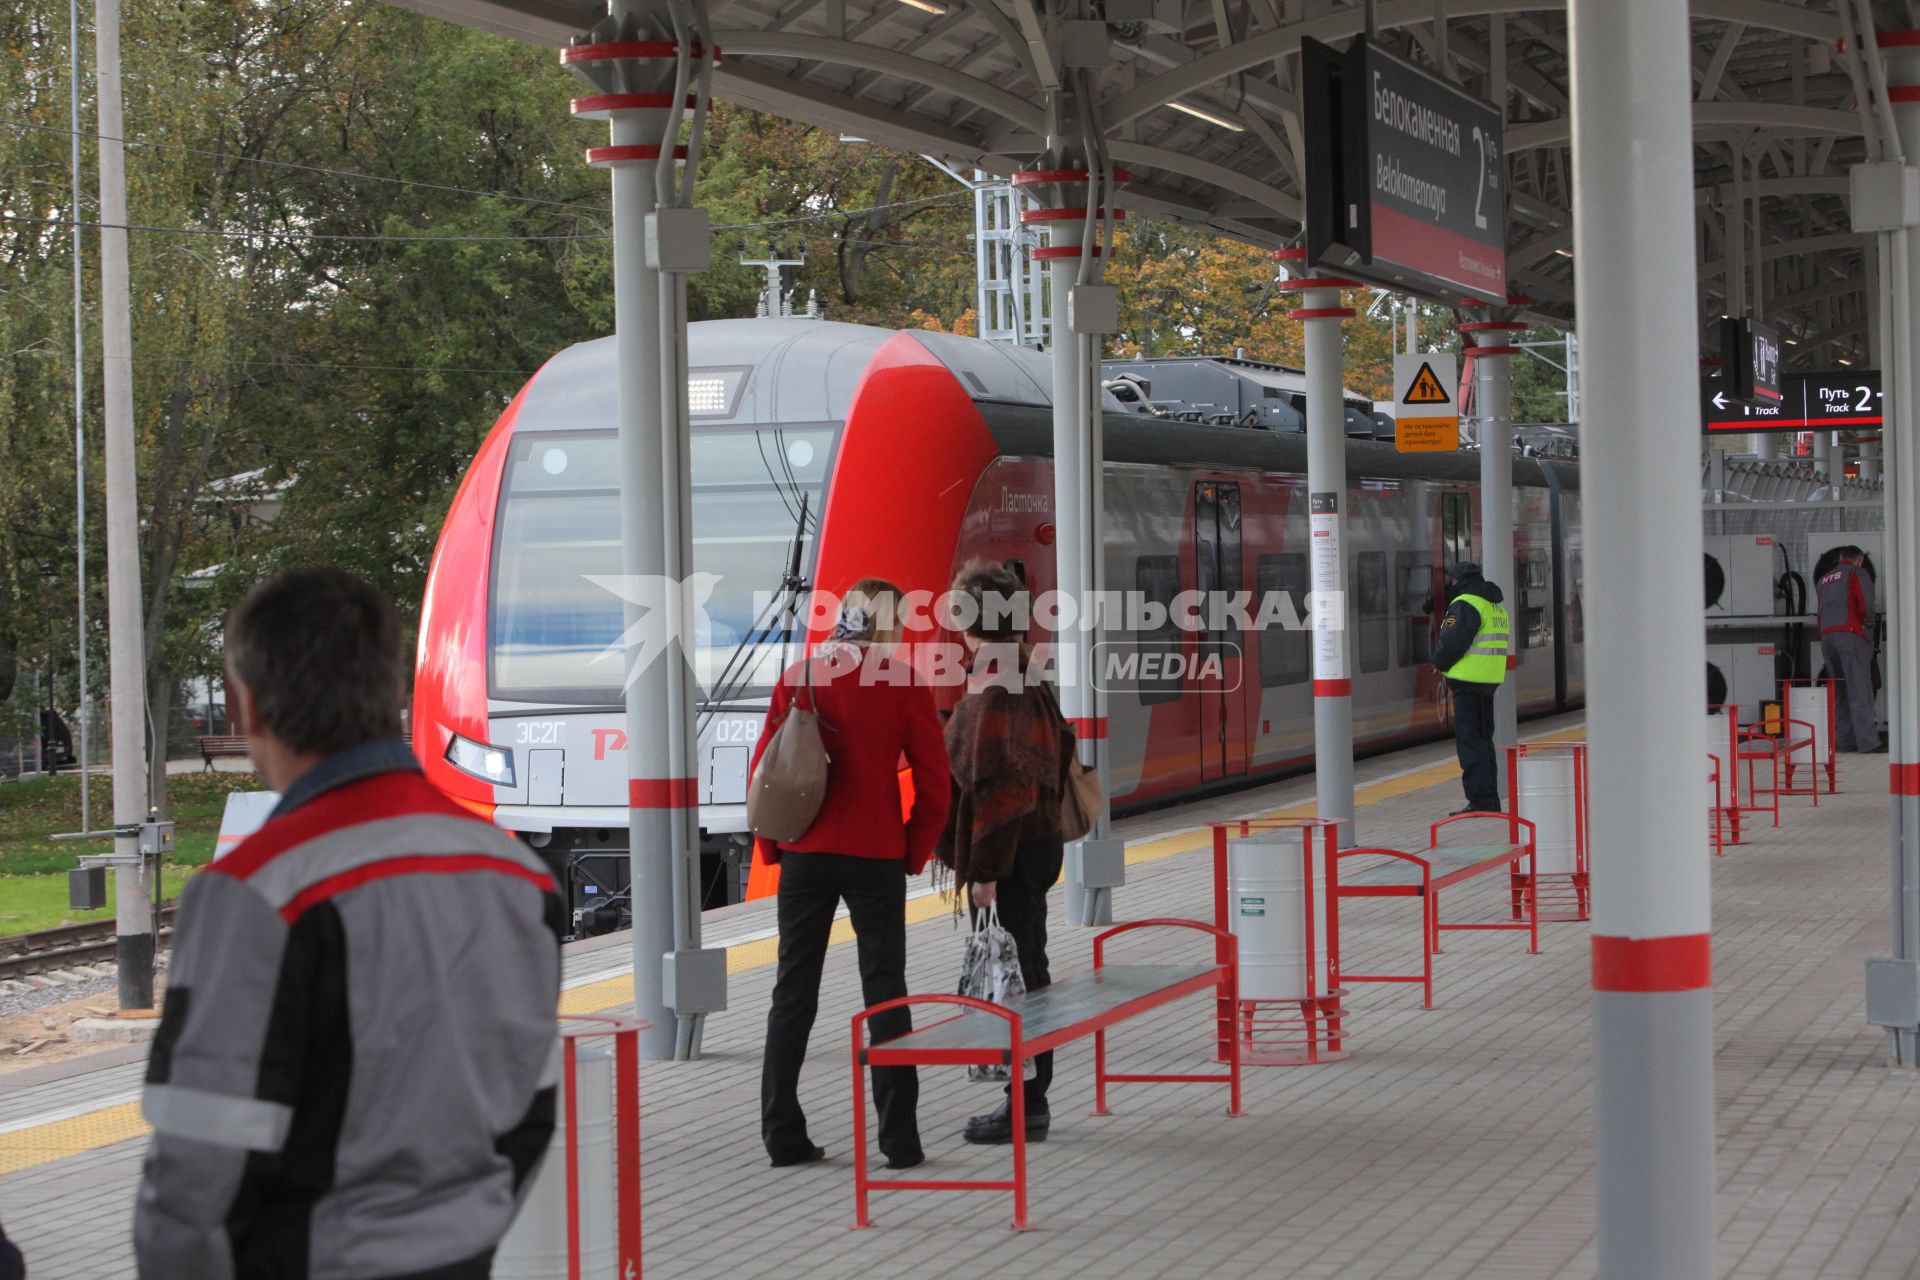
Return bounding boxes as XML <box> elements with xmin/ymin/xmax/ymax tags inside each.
<box><xmin>0</xmin><ymin>114</ymin><xmax>606</xmax><ymax>213</ymax></box>
<box><xmin>0</xmin><ymin>200</ymin><xmax>977</xmax><ymax>245</ymax></box>
<box><xmin>1</xmin><ymin>113</ymin><xmax>978</xmax><ymax>233</ymax></box>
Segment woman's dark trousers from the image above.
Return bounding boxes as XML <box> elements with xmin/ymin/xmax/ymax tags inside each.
<box><xmin>762</xmin><ymin>852</ymin><xmax>919</xmax><ymax>1163</ymax></box>
<box><xmin>976</xmin><ymin>834</ymin><xmax>1065</xmax><ymax>1107</ymax></box>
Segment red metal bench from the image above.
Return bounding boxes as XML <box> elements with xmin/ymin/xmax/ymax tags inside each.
<box><xmin>1328</xmin><ymin>814</ymin><xmax>1540</xmax><ymax>1008</ymax></box>
<box><xmin>850</xmin><ymin>918</ymin><xmax>1241</xmax><ymax>1231</ymax></box>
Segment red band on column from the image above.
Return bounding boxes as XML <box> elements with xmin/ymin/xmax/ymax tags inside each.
<box><xmin>586</xmin><ymin>144</ymin><xmax>690</xmax><ymax>166</ymax></box>
<box><xmin>1033</xmin><ymin>245</ymin><xmax>1107</xmax><ymax>260</ymax></box>
<box><xmin>571</xmin><ymin>93</ymin><xmax>703</xmax><ymax>115</ymax></box>
<box><xmin>561</xmin><ymin>40</ymin><xmax>721</xmax><ymax>65</ymax></box>
<box><xmin>1069</xmin><ymin>717</ymin><xmax>1109</xmax><ymax>740</ymax></box>
<box><xmin>629</xmin><ymin>778</ymin><xmax>698</xmax><ymax>808</ymax></box>
<box><xmin>1313</xmin><ymin>679</ymin><xmax>1352</xmax><ymax>697</ymax></box>
<box><xmin>1290</xmin><ymin>307</ymin><xmax>1356</xmax><ymax>320</ymax></box>
<box><xmin>1892</xmin><ymin>86</ymin><xmax>1920</xmax><ymax>103</ymax></box>
<box><xmin>1893</xmin><ymin>763</ymin><xmax>1920</xmax><ymax>796</ymax></box>
<box><xmin>1591</xmin><ymin>934</ymin><xmax>1712</xmax><ymax>992</ymax></box>
<box><xmin>1009</xmin><ymin>168</ymin><xmax>1135</xmax><ymax>186</ymax></box>
<box><xmin>1020</xmin><ymin>207</ymin><xmax>1127</xmax><ymax>223</ymax></box>
<box><xmin>1275</xmin><ymin>277</ymin><xmax>1363</xmax><ymax>292</ymax></box>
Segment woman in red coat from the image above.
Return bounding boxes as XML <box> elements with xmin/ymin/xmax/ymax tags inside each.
<box><xmin>751</xmin><ymin>579</ymin><xmax>951</xmax><ymax>1170</ymax></box>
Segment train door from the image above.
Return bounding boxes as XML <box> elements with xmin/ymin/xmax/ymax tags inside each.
<box><xmin>1194</xmin><ymin>480</ymin><xmax>1249</xmax><ymax>781</ymax></box>
<box><xmin>1442</xmin><ymin>488</ymin><xmax>1473</xmax><ymax>570</ymax></box>
<box><xmin>1432</xmin><ymin>488</ymin><xmax>1475</xmax><ymax>652</ymax></box>
<box><xmin>1426</xmin><ymin>489</ymin><xmax>1475</xmax><ymax>721</ymax></box>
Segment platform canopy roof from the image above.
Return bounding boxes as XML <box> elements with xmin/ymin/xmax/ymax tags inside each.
<box><xmin>389</xmin><ymin>0</ymin><xmax>1890</xmax><ymax>370</ymax></box>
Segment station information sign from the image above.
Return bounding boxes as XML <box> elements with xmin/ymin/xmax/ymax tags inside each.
<box><xmin>1701</xmin><ymin>370</ymin><xmax>1882</xmax><ymax>435</ymax></box>
<box><xmin>1303</xmin><ymin>36</ymin><xmax>1508</xmax><ymax>304</ymax></box>
<box><xmin>1718</xmin><ymin>317</ymin><xmax>1783</xmax><ymax>404</ymax></box>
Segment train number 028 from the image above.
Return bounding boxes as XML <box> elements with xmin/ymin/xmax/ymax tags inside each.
<box><xmin>712</xmin><ymin>719</ymin><xmax>760</xmax><ymax>744</ymax></box>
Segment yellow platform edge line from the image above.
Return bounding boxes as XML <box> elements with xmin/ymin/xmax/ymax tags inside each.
<box><xmin>4</xmin><ymin>724</ymin><xmax>1575</xmax><ymax>1175</ymax></box>
<box><xmin>0</xmin><ymin>1101</ymin><xmax>149</xmax><ymax>1177</ymax></box>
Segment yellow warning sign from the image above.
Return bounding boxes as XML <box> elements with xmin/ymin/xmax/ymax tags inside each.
<box><xmin>1392</xmin><ymin>353</ymin><xmax>1459</xmax><ymax>454</ymax></box>
<box><xmin>1403</xmin><ymin>361</ymin><xmax>1451</xmax><ymax>405</ymax></box>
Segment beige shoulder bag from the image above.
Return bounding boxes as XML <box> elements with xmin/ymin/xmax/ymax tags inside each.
<box><xmin>746</xmin><ymin>658</ymin><xmax>832</xmax><ymax>844</ymax></box>
<box><xmin>1041</xmin><ymin>683</ymin><xmax>1099</xmax><ymax>842</ymax></box>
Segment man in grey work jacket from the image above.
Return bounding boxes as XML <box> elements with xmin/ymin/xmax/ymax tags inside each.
<box><xmin>135</xmin><ymin>568</ymin><xmax>564</xmax><ymax>1280</ymax></box>
<box><xmin>1430</xmin><ymin>563</ymin><xmax>1511</xmax><ymax>814</ymax></box>
<box><xmin>1817</xmin><ymin>546</ymin><xmax>1885</xmax><ymax>753</ymax></box>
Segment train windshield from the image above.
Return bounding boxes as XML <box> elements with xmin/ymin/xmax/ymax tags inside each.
<box><xmin>490</xmin><ymin>426</ymin><xmax>834</xmax><ymax>703</ymax></box>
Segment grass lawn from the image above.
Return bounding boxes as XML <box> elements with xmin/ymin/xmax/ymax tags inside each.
<box><xmin>0</xmin><ymin>772</ymin><xmax>263</xmax><ymax>935</ymax></box>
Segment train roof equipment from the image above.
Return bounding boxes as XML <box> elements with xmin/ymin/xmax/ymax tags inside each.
<box><xmin>1100</xmin><ymin>354</ymin><xmax>1386</xmax><ymax>438</ymax></box>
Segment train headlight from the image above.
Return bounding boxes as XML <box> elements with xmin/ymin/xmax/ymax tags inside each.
<box><xmin>446</xmin><ymin>734</ymin><xmax>516</xmax><ymax>787</ymax></box>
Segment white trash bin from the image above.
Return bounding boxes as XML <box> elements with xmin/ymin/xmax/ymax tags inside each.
<box><xmin>1227</xmin><ymin>830</ymin><xmax>1330</xmax><ymax>1004</ymax></box>
<box><xmin>493</xmin><ymin>1043</ymin><xmax>617</xmax><ymax>1280</ymax></box>
<box><xmin>1788</xmin><ymin>682</ymin><xmax>1831</xmax><ymax>780</ymax></box>
<box><xmin>1516</xmin><ymin>753</ymin><xmax>1579</xmax><ymax>879</ymax></box>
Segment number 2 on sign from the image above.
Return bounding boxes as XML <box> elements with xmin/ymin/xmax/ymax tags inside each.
<box><xmin>1470</xmin><ymin>125</ymin><xmax>1499</xmax><ymax>233</ymax></box>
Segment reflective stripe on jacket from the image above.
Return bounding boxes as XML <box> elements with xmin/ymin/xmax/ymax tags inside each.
<box><xmin>1444</xmin><ymin>593</ymin><xmax>1510</xmax><ymax>685</ymax></box>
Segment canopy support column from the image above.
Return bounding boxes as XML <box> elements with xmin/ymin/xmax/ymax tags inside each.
<box><xmin>1466</xmin><ymin>310</ymin><xmax>1528</xmax><ymax>749</ymax></box>
<box><xmin>1570</xmin><ymin>0</ymin><xmax>1717</xmax><ymax>1274</ymax></box>
<box><xmin>1281</xmin><ymin>251</ymin><xmax>1357</xmax><ymax>846</ymax></box>
<box><xmin>1022</xmin><ymin>75</ymin><xmax>1127</xmax><ymax>927</ymax></box>
<box><xmin>1863</xmin><ymin>34</ymin><xmax>1920</xmax><ymax>1067</ymax></box>
<box><xmin>565</xmin><ymin>0</ymin><xmax>724</xmax><ymax>1059</ymax></box>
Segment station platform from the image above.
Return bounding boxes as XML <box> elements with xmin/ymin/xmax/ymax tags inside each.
<box><xmin>3</xmin><ymin>716</ymin><xmax>1915</xmax><ymax>1279</ymax></box>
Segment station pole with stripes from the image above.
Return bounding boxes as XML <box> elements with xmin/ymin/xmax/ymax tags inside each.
<box><xmin>1281</xmin><ymin>251</ymin><xmax>1356</xmax><ymax>846</ymax></box>
<box><xmin>1465</xmin><ymin>307</ymin><xmax>1527</xmax><ymax>749</ymax></box>
<box><xmin>1869</xmin><ymin>31</ymin><xmax>1920</xmax><ymax>1065</ymax></box>
<box><xmin>1569</xmin><ymin>0</ymin><xmax>1716</xmax><ymax>1274</ymax></box>
<box><xmin>563</xmin><ymin>0</ymin><xmax>717</xmax><ymax>1059</ymax></box>
<box><xmin>1024</xmin><ymin>82</ymin><xmax>1124</xmax><ymax>926</ymax></box>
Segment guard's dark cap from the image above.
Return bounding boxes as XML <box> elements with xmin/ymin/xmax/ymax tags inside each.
<box><xmin>1449</xmin><ymin>562</ymin><xmax>1483</xmax><ymax>581</ymax></box>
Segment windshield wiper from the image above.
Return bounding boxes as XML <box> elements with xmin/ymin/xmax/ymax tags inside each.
<box><xmin>699</xmin><ymin>490</ymin><xmax>810</xmax><ymax>731</ymax></box>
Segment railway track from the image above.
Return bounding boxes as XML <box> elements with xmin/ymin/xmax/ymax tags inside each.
<box><xmin>0</xmin><ymin>908</ymin><xmax>176</xmax><ymax>982</ymax></box>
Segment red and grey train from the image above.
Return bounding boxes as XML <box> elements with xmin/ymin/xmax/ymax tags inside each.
<box><xmin>412</xmin><ymin>318</ymin><xmax>1585</xmax><ymax>922</ymax></box>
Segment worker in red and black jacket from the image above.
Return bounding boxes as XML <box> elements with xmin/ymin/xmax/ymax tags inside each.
<box><xmin>1816</xmin><ymin>546</ymin><xmax>1884</xmax><ymax>752</ymax></box>
<box><xmin>136</xmin><ymin>569</ymin><xmax>562</xmax><ymax>1280</ymax></box>
<box><xmin>751</xmin><ymin>578</ymin><xmax>951</xmax><ymax>1172</ymax></box>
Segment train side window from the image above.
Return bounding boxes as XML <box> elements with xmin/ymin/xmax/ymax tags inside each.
<box><xmin>1135</xmin><ymin>555</ymin><xmax>1183</xmax><ymax>705</ymax></box>
<box><xmin>1442</xmin><ymin>491</ymin><xmax>1472</xmax><ymax>567</ymax></box>
<box><xmin>1356</xmin><ymin>551</ymin><xmax>1390</xmax><ymax>674</ymax></box>
<box><xmin>1520</xmin><ymin>551</ymin><xmax>1550</xmax><ymax>651</ymax></box>
<box><xmin>1255</xmin><ymin>553</ymin><xmax>1308</xmax><ymax>688</ymax></box>
<box><xmin>1568</xmin><ymin>551</ymin><xmax>1585</xmax><ymax>644</ymax></box>
<box><xmin>1397</xmin><ymin>554</ymin><xmax>1435</xmax><ymax>667</ymax></box>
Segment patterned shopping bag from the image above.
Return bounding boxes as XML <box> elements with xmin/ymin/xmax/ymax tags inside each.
<box><xmin>957</xmin><ymin>905</ymin><xmax>1035</xmax><ymax>1082</ymax></box>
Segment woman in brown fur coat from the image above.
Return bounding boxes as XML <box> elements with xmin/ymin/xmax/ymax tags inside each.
<box><xmin>935</xmin><ymin>560</ymin><xmax>1069</xmax><ymax>1147</ymax></box>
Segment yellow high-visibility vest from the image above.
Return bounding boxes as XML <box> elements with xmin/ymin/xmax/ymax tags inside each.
<box><xmin>1443</xmin><ymin>593</ymin><xmax>1510</xmax><ymax>685</ymax></box>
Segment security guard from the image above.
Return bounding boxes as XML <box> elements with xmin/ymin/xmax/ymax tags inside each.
<box><xmin>1431</xmin><ymin>562</ymin><xmax>1511</xmax><ymax>814</ymax></box>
